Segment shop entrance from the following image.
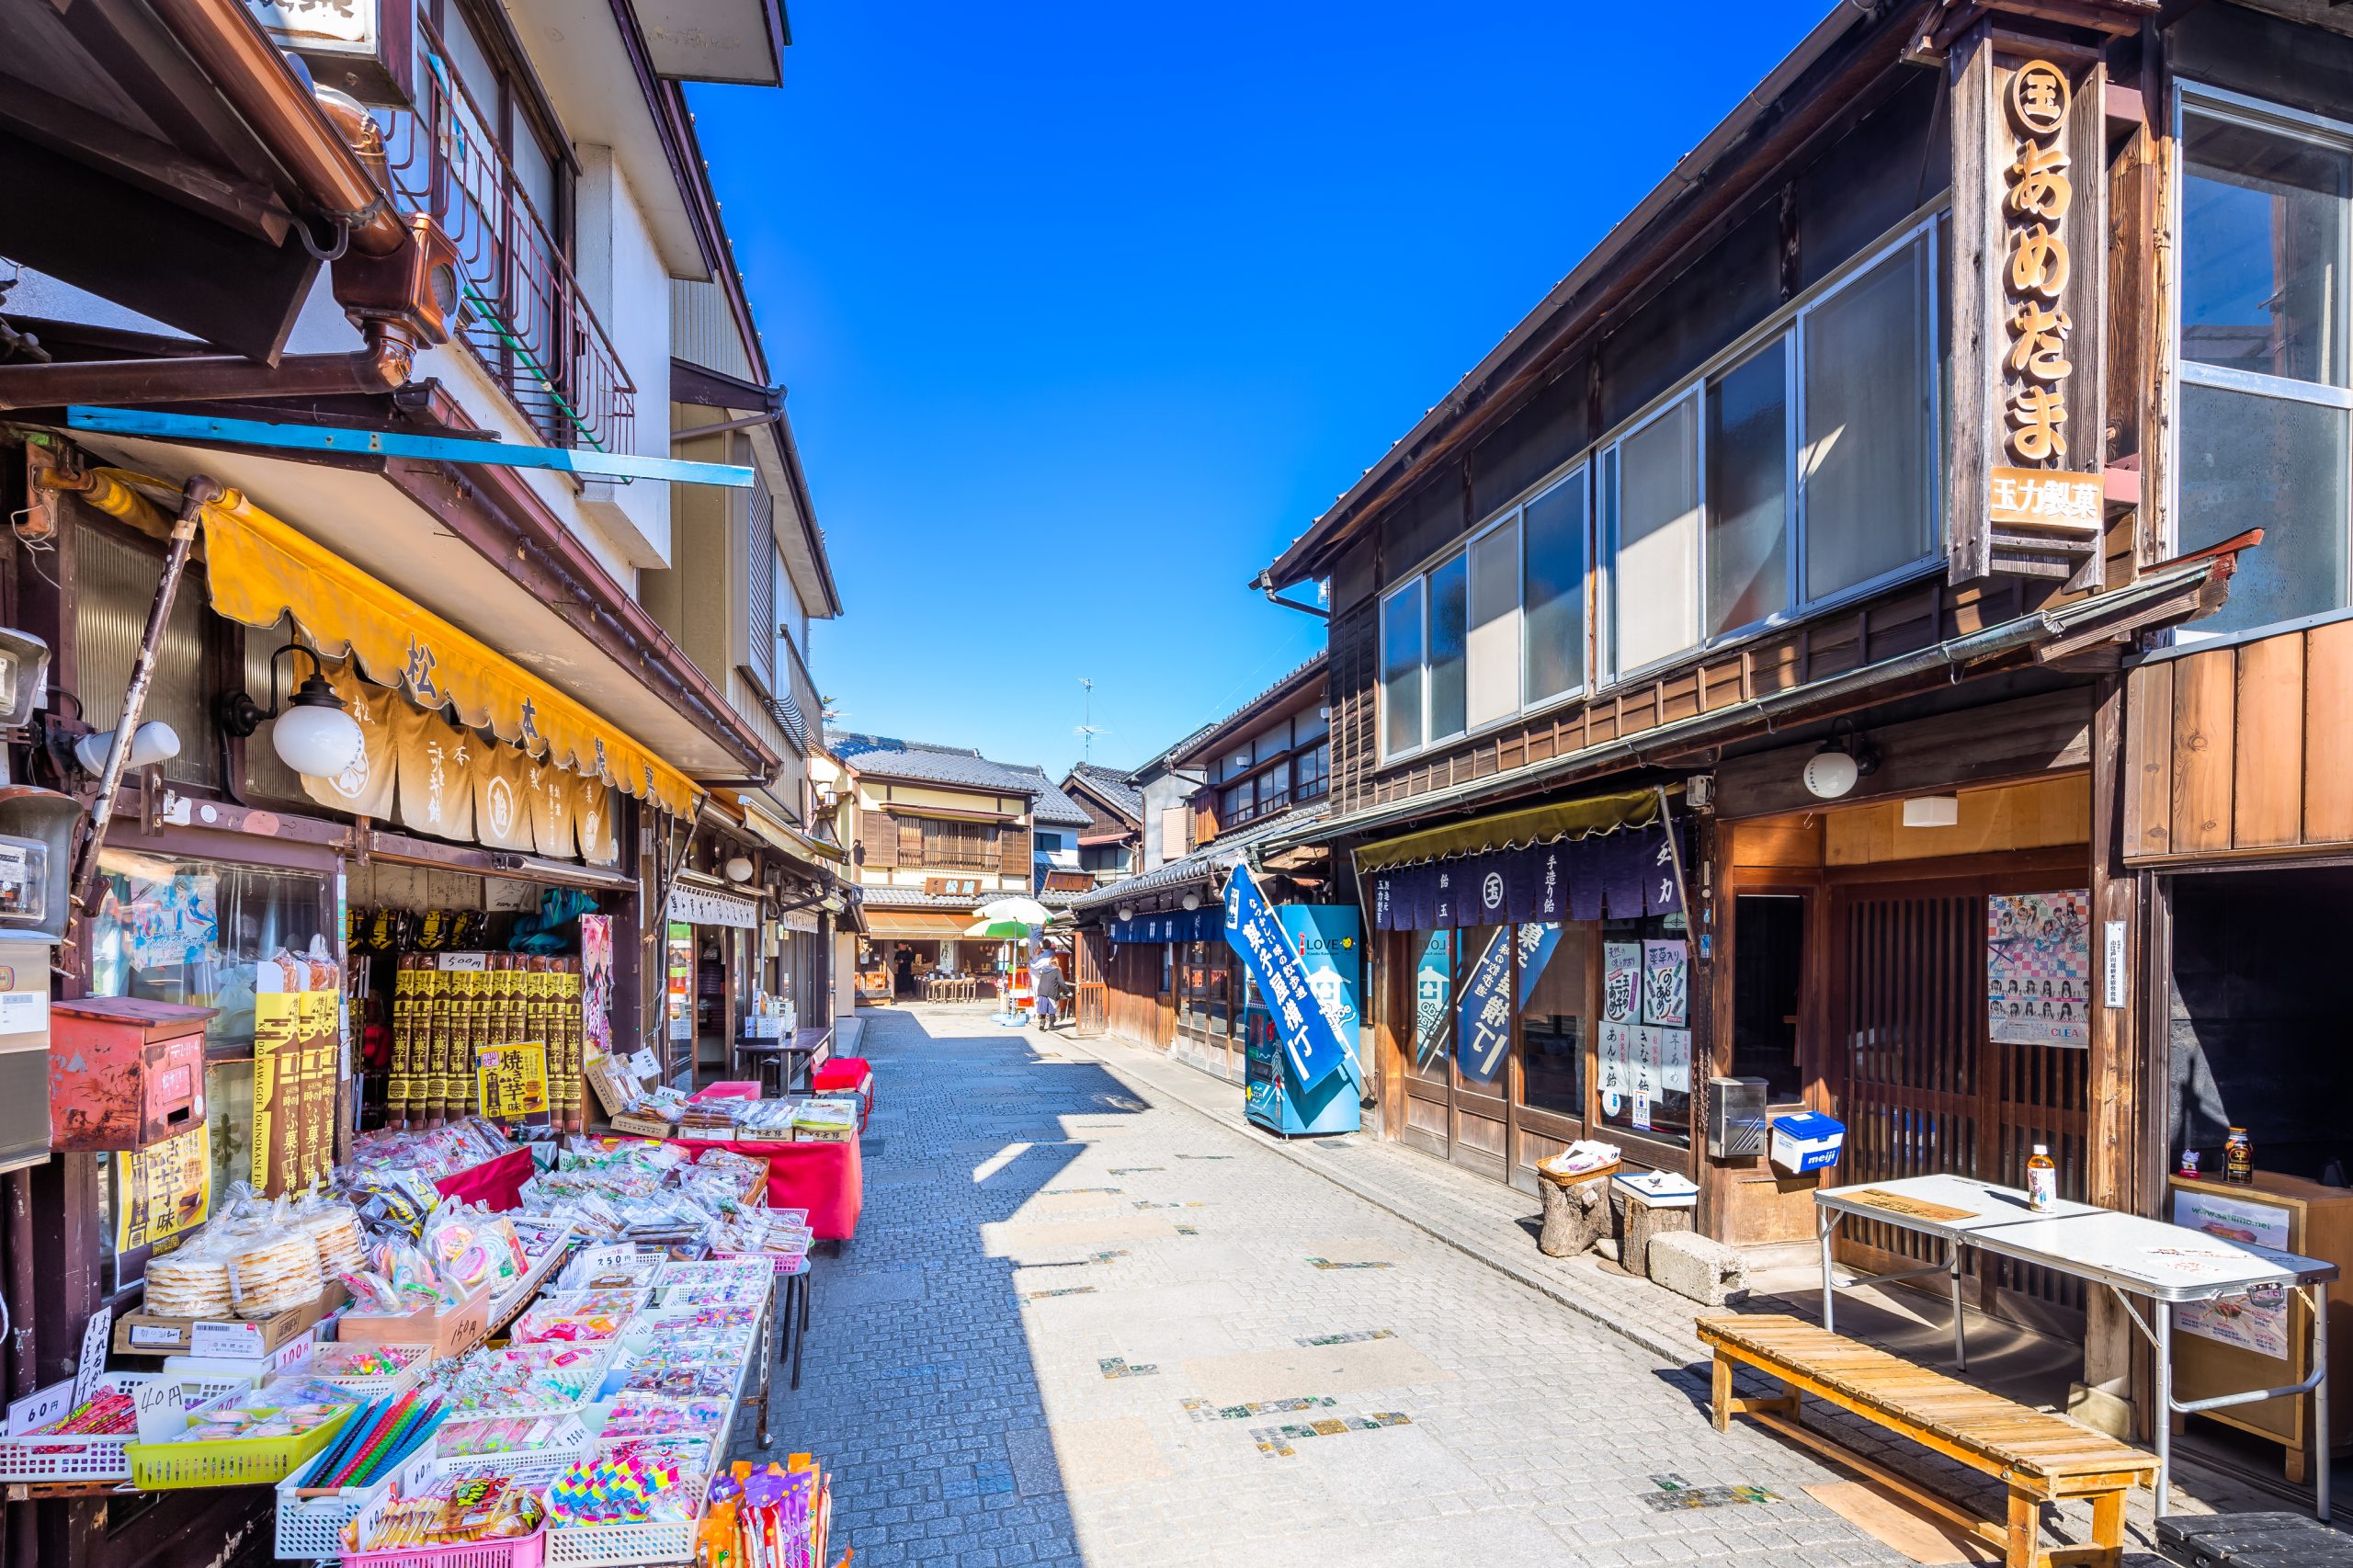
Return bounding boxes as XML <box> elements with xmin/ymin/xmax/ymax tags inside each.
<box><xmin>1829</xmin><ymin>870</ymin><xmax>2092</xmax><ymax>1333</ymax></box>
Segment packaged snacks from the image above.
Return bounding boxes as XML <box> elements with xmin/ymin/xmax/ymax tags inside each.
<box><xmin>598</xmin><ymin>1394</ymin><xmax>730</xmax><ymax>1441</ymax></box>
<box><xmin>436</xmin><ymin>1415</ymin><xmax>574</xmax><ymax>1459</ymax></box>
<box><xmin>508</xmin><ymin>1290</ymin><xmax>642</xmax><ymax>1346</ymax></box>
<box><xmin>545</xmin><ymin>1449</ymin><xmax>698</xmax><ymax>1527</ymax></box>
<box><xmin>143</xmin><ymin>1249</ymin><xmax>234</xmax><ymax>1319</ymax></box>
<box><xmin>223</xmin><ymin>1229</ymin><xmax>324</xmax><ymax>1320</ymax></box>
<box><xmin>355</xmin><ymin>1471</ymin><xmax>545</xmax><ymax>1548</ymax></box>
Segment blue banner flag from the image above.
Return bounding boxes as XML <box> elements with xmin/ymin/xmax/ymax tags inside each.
<box><xmin>1222</xmin><ymin>865</ymin><xmax>1357</xmax><ymax>1090</ymax></box>
<box><xmin>1456</xmin><ymin>926</ymin><xmax>1514</xmax><ymax>1082</ymax></box>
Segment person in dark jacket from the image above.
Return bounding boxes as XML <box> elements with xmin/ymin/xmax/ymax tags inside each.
<box><xmin>1033</xmin><ymin>950</ymin><xmax>1065</xmax><ymax>1030</ymax></box>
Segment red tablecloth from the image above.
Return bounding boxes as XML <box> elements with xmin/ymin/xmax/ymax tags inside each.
<box><xmin>666</xmin><ymin>1137</ymin><xmax>861</xmax><ymax>1241</ymax></box>
<box><xmin>695</xmin><ymin>1081</ymin><xmax>762</xmax><ymax>1101</ymax></box>
<box><xmin>433</xmin><ymin>1146</ymin><xmax>536</xmax><ymax>1212</ymax></box>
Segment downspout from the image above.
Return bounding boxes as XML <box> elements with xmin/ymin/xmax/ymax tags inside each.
<box><xmin>67</xmin><ymin>475</ymin><xmax>221</xmax><ymax>923</ymax></box>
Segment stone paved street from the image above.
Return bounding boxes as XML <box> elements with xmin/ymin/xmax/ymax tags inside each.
<box><xmin>739</xmin><ymin>1006</ymin><xmax>2180</xmax><ymax>1567</ymax></box>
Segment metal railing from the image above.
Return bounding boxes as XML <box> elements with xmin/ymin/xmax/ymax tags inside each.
<box><xmin>379</xmin><ymin>17</ymin><xmax>634</xmax><ymax>454</ymax></box>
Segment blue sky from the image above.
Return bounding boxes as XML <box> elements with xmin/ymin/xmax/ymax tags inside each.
<box><xmin>689</xmin><ymin>0</ymin><xmax>1829</xmax><ymax>781</ymax></box>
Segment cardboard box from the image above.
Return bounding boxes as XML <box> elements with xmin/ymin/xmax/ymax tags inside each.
<box><xmin>115</xmin><ymin>1283</ymin><xmax>347</xmax><ymax>1358</ymax></box>
<box><xmin>609</xmin><ymin>1112</ymin><xmax>676</xmax><ymax>1139</ymax></box>
<box><xmin>335</xmin><ymin>1284</ymin><xmax>492</xmax><ymax>1358</ymax></box>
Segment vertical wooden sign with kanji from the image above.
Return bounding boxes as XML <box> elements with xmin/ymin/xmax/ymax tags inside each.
<box><xmin>1947</xmin><ymin>28</ymin><xmax>2107</xmax><ymax>586</ymax></box>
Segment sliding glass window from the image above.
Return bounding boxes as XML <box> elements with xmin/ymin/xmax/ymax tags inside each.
<box><xmin>2176</xmin><ymin>86</ymin><xmax>2353</xmax><ymax>636</ymax></box>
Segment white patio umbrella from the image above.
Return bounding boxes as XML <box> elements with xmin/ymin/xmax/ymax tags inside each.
<box><xmin>972</xmin><ymin>895</ymin><xmax>1051</xmax><ymax>926</ymax></box>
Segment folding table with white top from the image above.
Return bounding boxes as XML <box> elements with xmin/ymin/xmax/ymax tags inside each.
<box><xmin>1814</xmin><ymin>1172</ymin><xmax>2337</xmax><ymax>1519</ymax></box>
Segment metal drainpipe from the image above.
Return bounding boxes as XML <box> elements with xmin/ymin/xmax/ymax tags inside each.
<box><xmin>67</xmin><ymin>475</ymin><xmax>222</xmax><ymax>921</ymax></box>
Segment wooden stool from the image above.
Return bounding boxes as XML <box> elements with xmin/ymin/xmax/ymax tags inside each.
<box><xmin>1537</xmin><ymin>1166</ymin><xmax>1616</xmax><ymax>1257</ymax></box>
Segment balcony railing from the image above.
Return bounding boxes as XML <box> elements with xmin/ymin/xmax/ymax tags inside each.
<box><xmin>381</xmin><ymin>17</ymin><xmax>634</xmax><ymax>454</ymax></box>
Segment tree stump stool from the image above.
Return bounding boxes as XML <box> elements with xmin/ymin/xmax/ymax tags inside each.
<box><xmin>1537</xmin><ymin>1170</ymin><xmax>1613</xmax><ymax>1257</ymax></box>
<box><xmin>1618</xmin><ymin>1187</ymin><xmax>1695</xmax><ymax>1276</ymax></box>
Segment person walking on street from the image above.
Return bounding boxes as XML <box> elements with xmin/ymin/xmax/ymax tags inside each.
<box><xmin>1033</xmin><ymin>949</ymin><xmax>1065</xmax><ymax>1031</ymax></box>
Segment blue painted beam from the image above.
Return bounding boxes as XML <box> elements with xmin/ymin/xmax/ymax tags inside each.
<box><xmin>65</xmin><ymin>406</ymin><xmax>756</xmax><ymax>489</ymax></box>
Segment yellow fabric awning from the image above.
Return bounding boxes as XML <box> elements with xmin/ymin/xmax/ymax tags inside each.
<box><xmin>190</xmin><ymin>483</ymin><xmax>701</xmax><ymax>817</ymax></box>
<box><xmin>1353</xmin><ymin>787</ymin><xmax>1665</xmax><ymax>871</ymax></box>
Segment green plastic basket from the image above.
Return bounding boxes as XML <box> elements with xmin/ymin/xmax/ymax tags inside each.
<box><xmin>126</xmin><ymin>1403</ymin><xmax>357</xmax><ymax>1490</ymax></box>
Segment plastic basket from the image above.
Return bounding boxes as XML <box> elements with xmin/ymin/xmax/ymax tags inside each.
<box><xmin>127</xmin><ymin>1400</ymin><xmax>358</xmax><ymax>1490</ymax></box>
<box><xmin>0</xmin><ymin>1374</ymin><xmax>166</xmax><ymax>1484</ymax></box>
<box><xmin>540</xmin><ymin>1509</ymin><xmax>700</xmax><ymax>1568</ymax></box>
<box><xmin>278</xmin><ymin>1344</ymin><xmax>432</xmax><ymax>1403</ymax></box>
<box><xmin>340</xmin><ymin>1526</ymin><xmax>545</xmax><ymax>1568</ymax></box>
<box><xmin>430</xmin><ymin>1415</ymin><xmax>597</xmax><ymax>1482</ymax></box>
<box><xmin>275</xmin><ymin>1440</ymin><xmax>439</xmax><ymax>1560</ymax></box>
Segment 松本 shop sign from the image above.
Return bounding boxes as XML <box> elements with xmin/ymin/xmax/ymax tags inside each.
<box><xmin>1948</xmin><ymin>38</ymin><xmax>2107</xmax><ymax>583</ymax></box>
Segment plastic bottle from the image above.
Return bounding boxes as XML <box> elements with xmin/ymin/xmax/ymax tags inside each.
<box><xmin>2027</xmin><ymin>1143</ymin><xmax>2057</xmax><ymax>1211</ymax></box>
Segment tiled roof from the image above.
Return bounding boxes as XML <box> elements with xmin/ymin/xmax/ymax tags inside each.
<box><xmin>828</xmin><ymin>732</ymin><xmax>1055</xmax><ymax>797</ymax></box>
<box><xmin>1177</xmin><ymin>650</ymin><xmax>1327</xmax><ymax>766</ymax></box>
<box><xmin>1017</xmin><ymin>767</ymin><xmax>1093</xmax><ymax>827</ymax></box>
<box><xmin>1064</xmin><ymin>763</ymin><xmax>1143</xmax><ymax>823</ymax></box>
<box><xmin>858</xmin><ymin>884</ymin><xmax>994</xmax><ymax>910</ymax></box>
<box><xmin>1067</xmin><ymin>804</ymin><xmax>1327</xmax><ymax>913</ymax></box>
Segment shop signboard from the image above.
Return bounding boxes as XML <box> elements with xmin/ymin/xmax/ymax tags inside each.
<box><xmin>476</xmin><ymin>1040</ymin><xmax>551</xmax><ymax>1125</ymax></box>
<box><xmin>1221</xmin><ymin>865</ymin><xmax>1354</xmax><ymax>1090</ymax></box>
<box><xmin>2171</xmin><ymin>1187</ymin><xmax>2294</xmax><ymax>1358</ymax></box>
<box><xmin>668</xmin><ymin>883</ymin><xmax>759</xmax><ymax>929</ymax></box>
<box><xmin>114</xmin><ymin>1121</ymin><xmax>211</xmax><ymax>1254</ymax></box>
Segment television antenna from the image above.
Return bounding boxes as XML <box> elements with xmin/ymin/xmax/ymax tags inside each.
<box><xmin>1074</xmin><ymin>677</ymin><xmax>1106</xmax><ymax>763</ymax></box>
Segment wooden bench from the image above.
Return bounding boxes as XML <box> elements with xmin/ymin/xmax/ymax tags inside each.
<box><xmin>1698</xmin><ymin>1314</ymin><xmax>2156</xmax><ymax>1568</ymax></box>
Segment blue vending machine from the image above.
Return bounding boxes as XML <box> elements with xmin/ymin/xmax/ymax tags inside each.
<box><xmin>1240</xmin><ymin>903</ymin><xmax>1362</xmax><ymax>1136</ymax></box>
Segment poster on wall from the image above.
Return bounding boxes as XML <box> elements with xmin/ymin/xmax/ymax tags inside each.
<box><xmin>1602</xmin><ymin>942</ymin><xmax>1641</xmax><ymax>1025</ymax></box>
<box><xmin>1597</xmin><ymin>1021</ymin><xmax>1632</xmax><ymax>1120</ymax></box>
<box><xmin>2171</xmin><ymin>1187</ymin><xmax>2294</xmax><ymax>1358</ymax></box>
<box><xmin>115</xmin><ymin>1122</ymin><xmax>211</xmax><ymax>1254</ymax></box>
<box><xmin>476</xmin><ymin>1040</ymin><xmax>551</xmax><ymax>1125</ymax></box>
<box><xmin>1641</xmin><ymin>939</ymin><xmax>1688</xmax><ymax>1028</ymax></box>
<box><xmin>1987</xmin><ymin>891</ymin><xmax>2091</xmax><ymax>1048</ymax></box>
<box><xmin>1454</xmin><ymin>927</ymin><xmax>1513</xmax><ymax>1084</ymax></box>
<box><xmin>250</xmin><ymin>943</ymin><xmax>340</xmax><ymax>1195</ymax></box>
<box><xmin>1413</xmin><ymin>932</ymin><xmax>1451</xmax><ymax>1073</ymax></box>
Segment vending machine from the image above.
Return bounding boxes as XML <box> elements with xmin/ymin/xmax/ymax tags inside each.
<box><xmin>1242</xmin><ymin>903</ymin><xmax>1362</xmax><ymax>1137</ymax></box>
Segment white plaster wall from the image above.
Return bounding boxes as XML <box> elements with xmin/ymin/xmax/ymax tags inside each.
<box><xmin>574</xmin><ymin>145</ymin><xmax>673</xmax><ymax>574</ymax></box>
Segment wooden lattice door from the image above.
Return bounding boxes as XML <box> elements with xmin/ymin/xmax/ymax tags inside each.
<box><xmin>1830</xmin><ymin>876</ymin><xmax>2090</xmax><ymax>1332</ymax></box>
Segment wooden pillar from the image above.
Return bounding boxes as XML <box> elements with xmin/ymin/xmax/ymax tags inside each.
<box><xmin>2074</xmin><ymin>672</ymin><xmax>2140</xmax><ymax>1437</ymax></box>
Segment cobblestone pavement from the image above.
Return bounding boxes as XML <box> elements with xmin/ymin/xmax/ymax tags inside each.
<box><xmin>734</xmin><ymin>1006</ymin><xmax>2185</xmax><ymax>1567</ymax></box>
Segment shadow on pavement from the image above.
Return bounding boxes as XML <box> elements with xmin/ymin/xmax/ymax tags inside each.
<box><xmin>751</xmin><ymin>1004</ymin><xmax>1155</xmax><ymax>1566</ymax></box>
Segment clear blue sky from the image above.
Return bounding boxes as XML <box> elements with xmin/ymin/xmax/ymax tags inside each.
<box><xmin>689</xmin><ymin>1</ymin><xmax>1828</xmax><ymax>782</ymax></box>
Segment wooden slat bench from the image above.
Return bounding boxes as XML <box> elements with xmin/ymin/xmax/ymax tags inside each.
<box><xmin>1699</xmin><ymin>1315</ymin><xmax>2156</xmax><ymax>1568</ymax></box>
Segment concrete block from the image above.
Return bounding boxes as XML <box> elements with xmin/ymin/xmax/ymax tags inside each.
<box><xmin>1645</xmin><ymin>1230</ymin><xmax>1749</xmax><ymax>1308</ymax></box>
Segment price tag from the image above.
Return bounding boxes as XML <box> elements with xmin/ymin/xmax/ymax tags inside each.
<box><xmin>131</xmin><ymin>1375</ymin><xmax>185</xmax><ymax>1442</ymax></box>
<box><xmin>189</xmin><ymin>1320</ymin><xmax>265</xmax><ymax>1358</ymax></box>
<box><xmin>73</xmin><ymin>1309</ymin><xmax>112</xmax><ymax>1407</ymax></box>
<box><xmin>7</xmin><ymin>1381</ymin><xmax>72</xmax><ymax>1437</ymax></box>
<box><xmin>127</xmin><ymin>1324</ymin><xmax>184</xmax><ymax>1348</ymax></box>
<box><xmin>629</xmin><ymin>1049</ymin><xmax>661</xmax><ymax>1079</ymax></box>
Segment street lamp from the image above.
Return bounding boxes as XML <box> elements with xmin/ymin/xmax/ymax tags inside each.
<box><xmin>217</xmin><ymin>644</ymin><xmax>366</xmax><ymax>778</ymax></box>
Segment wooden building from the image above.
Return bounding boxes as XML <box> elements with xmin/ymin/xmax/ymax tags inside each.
<box><xmin>0</xmin><ymin>0</ymin><xmax>842</xmax><ymax>1560</ymax></box>
<box><xmin>1243</xmin><ymin>0</ymin><xmax>2353</xmax><ymax>1453</ymax></box>
<box><xmin>1062</xmin><ymin>763</ymin><xmax>1145</xmax><ymax>885</ymax></box>
<box><xmin>1071</xmin><ymin>654</ymin><xmax>1332</xmax><ymax>1075</ymax></box>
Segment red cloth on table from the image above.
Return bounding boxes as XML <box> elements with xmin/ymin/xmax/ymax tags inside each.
<box><xmin>432</xmin><ymin>1146</ymin><xmax>535</xmax><ymax>1212</ymax></box>
<box><xmin>665</xmin><ymin>1136</ymin><xmax>861</xmax><ymax>1241</ymax></box>
<box><xmin>811</xmin><ymin>1057</ymin><xmax>873</xmax><ymax>1132</ymax></box>
<box><xmin>695</xmin><ymin>1081</ymin><xmax>763</xmax><ymax>1100</ymax></box>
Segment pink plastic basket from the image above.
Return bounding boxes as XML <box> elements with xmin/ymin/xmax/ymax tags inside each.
<box><xmin>339</xmin><ymin>1525</ymin><xmax>546</xmax><ymax>1568</ymax></box>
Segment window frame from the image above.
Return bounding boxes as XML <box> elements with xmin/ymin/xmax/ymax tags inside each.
<box><xmin>1375</xmin><ymin>204</ymin><xmax>1947</xmax><ymax>765</ymax></box>
<box><xmin>2168</xmin><ymin>80</ymin><xmax>2353</xmax><ymax>624</ymax></box>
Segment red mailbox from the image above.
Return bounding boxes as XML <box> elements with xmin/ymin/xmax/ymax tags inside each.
<box><xmin>48</xmin><ymin>997</ymin><xmax>215</xmax><ymax>1152</ymax></box>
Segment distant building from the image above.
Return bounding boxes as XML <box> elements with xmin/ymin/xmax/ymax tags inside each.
<box><xmin>1061</xmin><ymin>763</ymin><xmax>1145</xmax><ymax>885</ymax></box>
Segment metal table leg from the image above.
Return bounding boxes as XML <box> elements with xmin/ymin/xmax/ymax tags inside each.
<box><xmin>1949</xmin><ymin>1238</ymin><xmax>1968</xmax><ymax>1372</ymax></box>
<box><xmin>2154</xmin><ymin>1299</ymin><xmax>2174</xmax><ymax>1519</ymax></box>
<box><xmin>756</xmin><ymin>1278</ymin><xmax>774</xmax><ymax>1449</ymax></box>
<box><xmin>791</xmin><ymin>1270</ymin><xmax>809</xmax><ymax>1392</ymax></box>
<box><xmin>1819</xmin><ymin>1210</ymin><xmax>1839</xmax><ymax>1334</ymax></box>
<box><xmin>2316</xmin><ymin>1280</ymin><xmax>2331</xmax><ymax>1522</ymax></box>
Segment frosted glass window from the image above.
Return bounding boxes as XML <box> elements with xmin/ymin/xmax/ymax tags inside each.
<box><xmin>1801</xmin><ymin>236</ymin><xmax>1934</xmax><ymax>601</ymax></box>
<box><xmin>1381</xmin><ymin>583</ymin><xmax>1424</xmax><ymax>757</ymax></box>
<box><xmin>1523</xmin><ymin>471</ymin><xmax>1586</xmax><ymax>703</ymax></box>
<box><xmin>1427</xmin><ymin>552</ymin><xmax>1468</xmax><ymax>741</ymax></box>
<box><xmin>1612</xmin><ymin>395</ymin><xmax>1700</xmax><ymax>672</ymax></box>
<box><xmin>1707</xmin><ymin>338</ymin><xmax>1790</xmax><ymax>635</ymax></box>
<box><xmin>1467</xmin><ymin>519</ymin><xmax>1520</xmax><ymax>730</ymax></box>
